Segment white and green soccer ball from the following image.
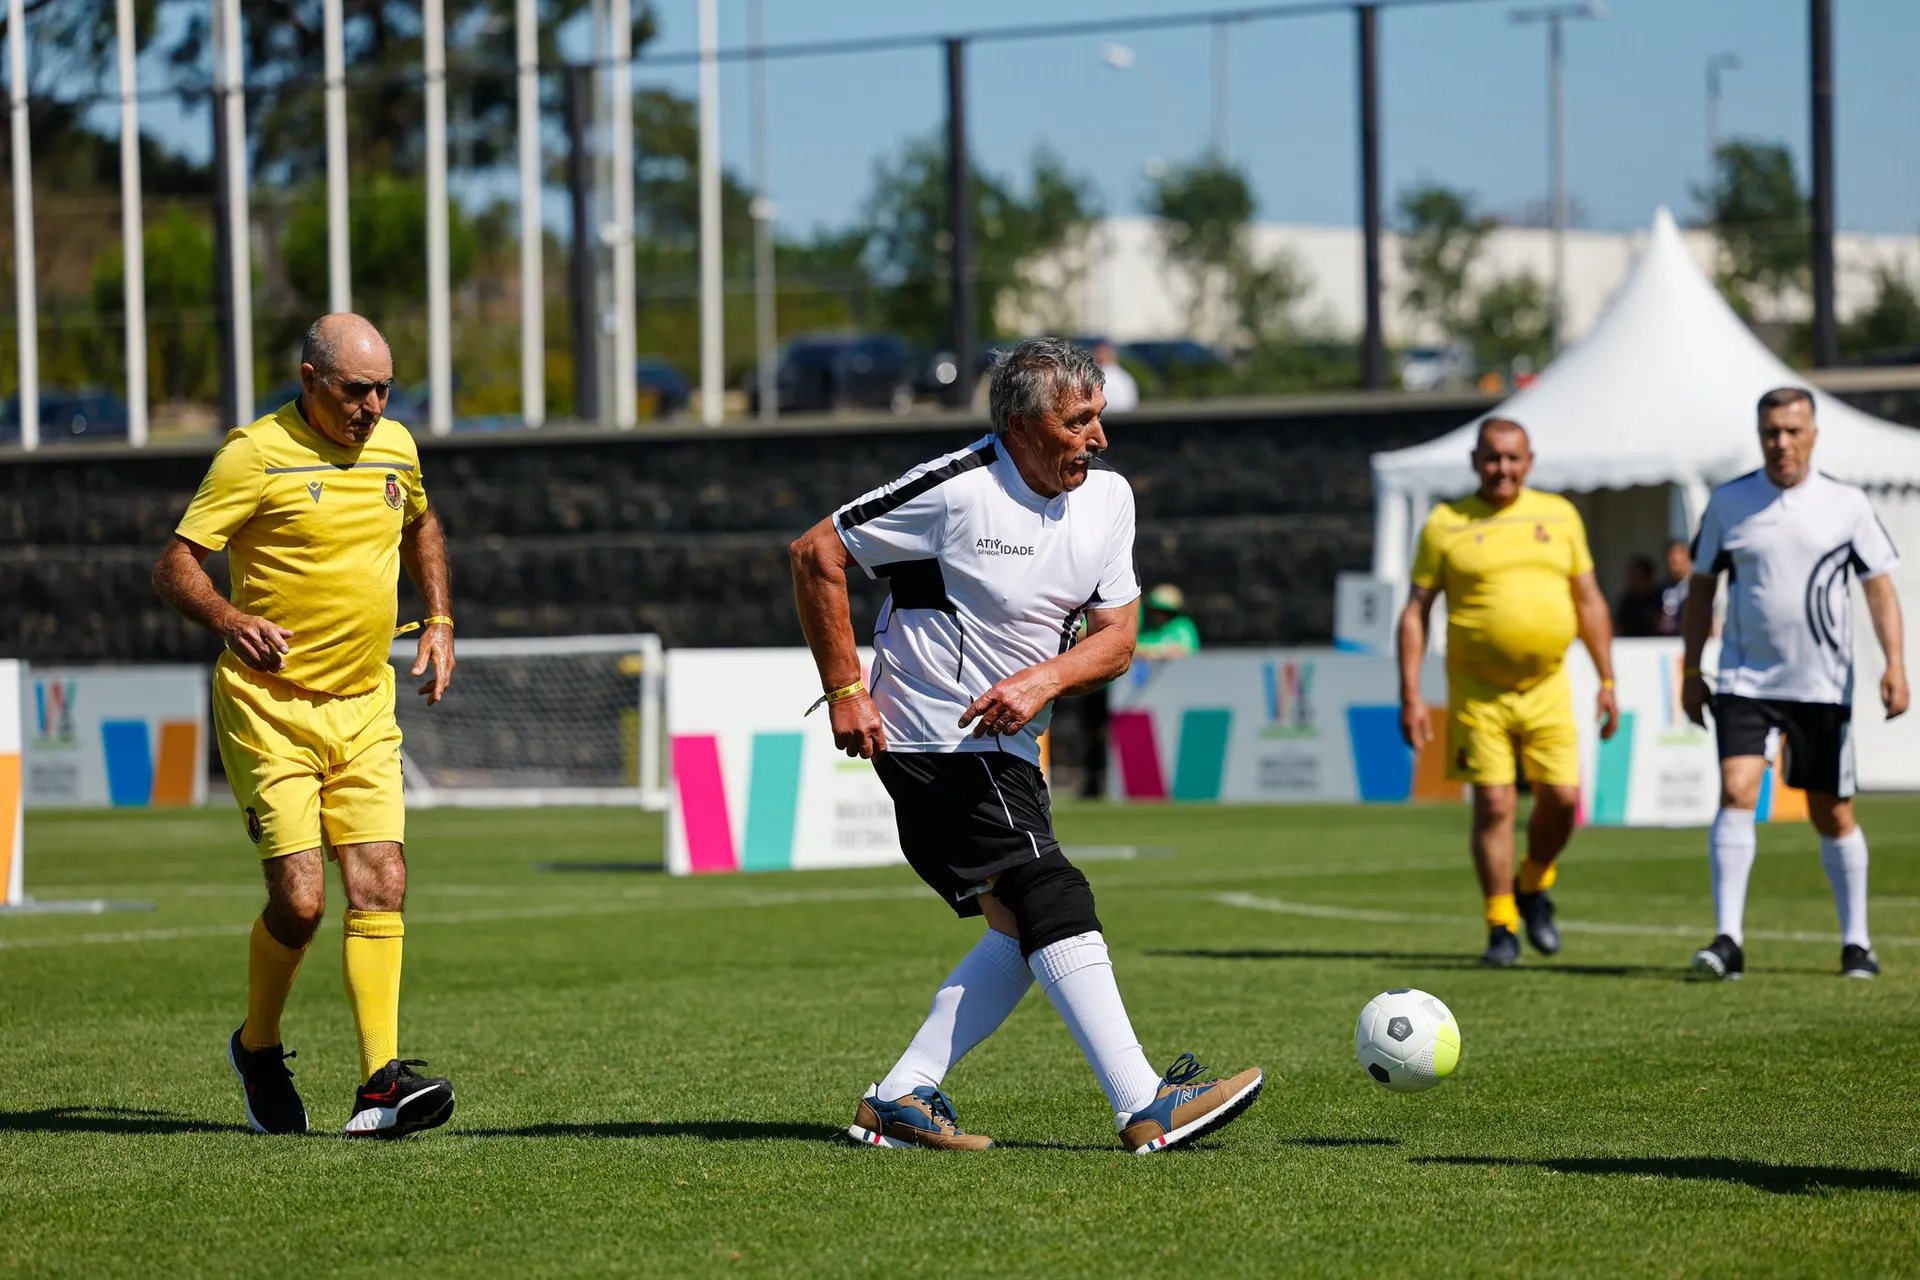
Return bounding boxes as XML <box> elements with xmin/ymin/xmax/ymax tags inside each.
<box><xmin>1355</xmin><ymin>988</ymin><xmax>1460</xmax><ymax>1092</ymax></box>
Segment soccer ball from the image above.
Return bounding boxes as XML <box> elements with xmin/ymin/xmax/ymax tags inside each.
<box><xmin>1355</xmin><ymin>988</ymin><xmax>1460</xmax><ymax>1093</ymax></box>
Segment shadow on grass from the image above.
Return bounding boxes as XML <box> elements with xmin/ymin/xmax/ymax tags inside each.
<box><xmin>1150</xmin><ymin>948</ymin><xmax>1683</xmax><ymax>979</ymax></box>
<box><xmin>1412</xmin><ymin>1155</ymin><xmax>1920</xmax><ymax>1195</ymax></box>
<box><xmin>1289</xmin><ymin>1136</ymin><xmax>1402</xmax><ymax>1148</ymax></box>
<box><xmin>0</xmin><ymin>1106</ymin><xmax>251</xmax><ymax>1136</ymax></box>
<box><xmin>464</xmin><ymin>1120</ymin><xmax>833</xmax><ymax>1143</ymax></box>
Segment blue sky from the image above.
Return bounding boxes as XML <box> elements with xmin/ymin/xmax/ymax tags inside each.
<box><xmin>104</xmin><ymin>0</ymin><xmax>1920</xmax><ymax>238</ymax></box>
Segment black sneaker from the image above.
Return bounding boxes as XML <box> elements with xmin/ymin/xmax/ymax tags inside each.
<box><xmin>1481</xmin><ymin>926</ymin><xmax>1521</xmax><ymax>967</ymax></box>
<box><xmin>1840</xmin><ymin>944</ymin><xmax>1880</xmax><ymax>979</ymax></box>
<box><xmin>1515</xmin><ymin>885</ymin><xmax>1562</xmax><ymax>956</ymax></box>
<box><xmin>343</xmin><ymin>1059</ymin><xmax>455</xmax><ymax>1139</ymax></box>
<box><xmin>1690</xmin><ymin>934</ymin><xmax>1744</xmax><ymax>981</ymax></box>
<box><xmin>227</xmin><ymin>1026</ymin><xmax>308</xmax><ymax>1135</ymax></box>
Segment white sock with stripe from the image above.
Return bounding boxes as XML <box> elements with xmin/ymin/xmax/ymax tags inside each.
<box><xmin>1028</xmin><ymin>931</ymin><xmax>1163</xmax><ymax>1121</ymax></box>
<box><xmin>876</xmin><ymin>929</ymin><xmax>1032</xmax><ymax>1099</ymax></box>
<box><xmin>1820</xmin><ymin>827</ymin><xmax>1871</xmax><ymax>949</ymax></box>
<box><xmin>1710</xmin><ymin>807</ymin><xmax>1758</xmax><ymax>945</ymax></box>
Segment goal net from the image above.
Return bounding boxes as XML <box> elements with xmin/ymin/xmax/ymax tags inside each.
<box><xmin>386</xmin><ymin>634</ymin><xmax>665</xmax><ymax>809</ymax></box>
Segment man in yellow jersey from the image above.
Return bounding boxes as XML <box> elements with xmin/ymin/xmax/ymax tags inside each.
<box><xmin>1396</xmin><ymin>418</ymin><xmax>1619</xmax><ymax>966</ymax></box>
<box><xmin>154</xmin><ymin>314</ymin><xmax>457</xmax><ymax>1137</ymax></box>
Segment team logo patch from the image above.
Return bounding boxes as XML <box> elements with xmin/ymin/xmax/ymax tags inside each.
<box><xmin>384</xmin><ymin>473</ymin><xmax>403</xmax><ymax>510</ymax></box>
<box><xmin>307</xmin><ymin>480</ymin><xmax>324</xmax><ymax>504</ymax></box>
<box><xmin>245</xmin><ymin>807</ymin><xmax>263</xmax><ymax>845</ymax></box>
<box><xmin>1534</xmin><ymin>524</ymin><xmax>1549</xmax><ymax>542</ymax></box>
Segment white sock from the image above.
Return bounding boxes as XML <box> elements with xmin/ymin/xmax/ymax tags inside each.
<box><xmin>1028</xmin><ymin>931</ymin><xmax>1163</xmax><ymax>1121</ymax></box>
<box><xmin>875</xmin><ymin>929</ymin><xmax>1032</xmax><ymax>1099</ymax></box>
<box><xmin>1820</xmin><ymin>828</ymin><xmax>1871</xmax><ymax>950</ymax></box>
<box><xmin>1710</xmin><ymin>807</ymin><xmax>1758</xmax><ymax>945</ymax></box>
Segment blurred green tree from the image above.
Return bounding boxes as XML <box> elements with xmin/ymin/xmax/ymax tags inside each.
<box><xmin>1466</xmin><ymin>271</ymin><xmax>1553</xmax><ymax>372</ymax></box>
<box><xmin>89</xmin><ymin>207</ymin><xmax>221</xmax><ymax>400</ymax></box>
<box><xmin>1696</xmin><ymin>140</ymin><xmax>1808</xmax><ymax>320</ymax></box>
<box><xmin>281</xmin><ymin>177</ymin><xmax>480</xmax><ymax>312</ymax></box>
<box><xmin>1840</xmin><ymin>268</ymin><xmax>1920</xmax><ymax>359</ymax></box>
<box><xmin>1396</xmin><ymin>183</ymin><xmax>1493</xmax><ymax>344</ymax></box>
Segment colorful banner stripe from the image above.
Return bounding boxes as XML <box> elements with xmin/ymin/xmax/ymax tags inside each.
<box><xmin>672</xmin><ymin>735</ymin><xmax>738</xmax><ymax>874</ymax></box>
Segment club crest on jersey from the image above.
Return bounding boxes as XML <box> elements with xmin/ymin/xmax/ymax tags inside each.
<box><xmin>306</xmin><ymin>480</ymin><xmax>323</xmax><ymax>503</ymax></box>
<box><xmin>1534</xmin><ymin>524</ymin><xmax>1549</xmax><ymax>542</ymax></box>
<box><xmin>245</xmin><ymin>807</ymin><xmax>262</xmax><ymax>845</ymax></box>
<box><xmin>384</xmin><ymin>473</ymin><xmax>403</xmax><ymax>510</ymax></box>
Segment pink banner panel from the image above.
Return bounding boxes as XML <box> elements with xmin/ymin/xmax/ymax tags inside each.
<box><xmin>672</xmin><ymin>734</ymin><xmax>738</xmax><ymax>873</ymax></box>
<box><xmin>1109</xmin><ymin>709</ymin><xmax>1168</xmax><ymax>800</ymax></box>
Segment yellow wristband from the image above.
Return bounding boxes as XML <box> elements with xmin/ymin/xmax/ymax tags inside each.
<box><xmin>805</xmin><ymin>680</ymin><xmax>865</xmax><ymax>716</ymax></box>
<box><xmin>393</xmin><ymin>615</ymin><xmax>454</xmax><ymax>638</ymax></box>
<box><xmin>1599</xmin><ymin>679</ymin><xmax>1615</xmax><ymax>689</ymax></box>
<box><xmin>1682</xmin><ymin>667</ymin><xmax>1702</xmax><ymax>678</ymax></box>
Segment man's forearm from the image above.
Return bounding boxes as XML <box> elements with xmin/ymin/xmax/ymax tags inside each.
<box><xmin>1866</xmin><ymin>578</ymin><xmax>1906</xmax><ymax>672</ymax></box>
<box><xmin>1680</xmin><ymin>578</ymin><xmax>1716</xmax><ymax>669</ymax></box>
<box><xmin>1397</xmin><ymin>605</ymin><xmax>1427</xmax><ymax>701</ymax></box>
<box><xmin>1577</xmin><ymin>602</ymin><xmax>1615</xmax><ymax>682</ymax></box>
<box><xmin>790</xmin><ymin>526</ymin><xmax>863</xmax><ymax>691</ymax></box>
<box><xmin>1039</xmin><ymin>627</ymin><xmax>1133</xmax><ymax>700</ymax></box>
<box><xmin>401</xmin><ymin>509</ymin><xmax>453</xmax><ymax>615</ymax></box>
<box><xmin>153</xmin><ymin>541</ymin><xmax>241</xmax><ymax>637</ymax></box>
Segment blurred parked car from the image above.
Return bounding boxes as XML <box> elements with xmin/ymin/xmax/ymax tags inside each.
<box><xmin>0</xmin><ymin>390</ymin><xmax>129</xmax><ymax>445</ymax></box>
<box><xmin>1396</xmin><ymin>343</ymin><xmax>1475</xmax><ymax>392</ymax></box>
<box><xmin>636</xmin><ymin>356</ymin><xmax>690</xmax><ymax>418</ymax></box>
<box><xmin>752</xmin><ymin>333</ymin><xmax>921</xmax><ymax>415</ymax></box>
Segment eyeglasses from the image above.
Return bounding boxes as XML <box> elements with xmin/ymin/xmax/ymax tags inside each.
<box><xmin>324</xmin><ymin>374</ymin><xmax>395</xmax><ymax>400</ymax></box>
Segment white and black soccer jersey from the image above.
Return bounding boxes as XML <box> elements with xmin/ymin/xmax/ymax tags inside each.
<box><xmin>1692</xmin><ymin>469</ymin><xmax>1900</xmax><ymax>704</ymax></box>
<box><xmin>835</xmin><ymin>433</ymin><xmax>1140</xmax><ymax>767</ymax></box>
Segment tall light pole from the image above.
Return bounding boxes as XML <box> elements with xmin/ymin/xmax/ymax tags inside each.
<box><xmin>1511</xmin><ymin>0</ymin><xmax>1604</xmax><ymax>354</ymax></box>
<box><xmin>750</xmin><ymin>0</ymin><xmax>777</xmax><ymax>423</ymax></box>
<box><xmin>1706</xmin><ymin>52</ymin><xmax>1740</xmax><ymax>175</ymax></box>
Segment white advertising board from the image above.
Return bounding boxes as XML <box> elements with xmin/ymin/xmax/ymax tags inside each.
<box><xmin>665</xmin><ymin>648</ymin><xmax>902</xmax><ymax>875</ymax></box>
<box><xmin>21</xmin><ymin>666</ymin><xmax>209</xmax><ymax>809</ymax></box>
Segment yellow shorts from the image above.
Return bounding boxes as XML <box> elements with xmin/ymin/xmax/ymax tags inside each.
<box><xmin>212</xmin><ymin>656</ymin><xmax>405</xmax><ymax>859</ymax></box>
<box><xmin>1447</xmin><ymin>665</ymin><xmax>1580</xmax><ymax>788</ymax></box>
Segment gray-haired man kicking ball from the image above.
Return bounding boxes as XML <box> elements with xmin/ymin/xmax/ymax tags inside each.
<box><xmin>788</xmin><ymin>337</ymin><xmax>1263</xmax><ymax>1154</ymax></box>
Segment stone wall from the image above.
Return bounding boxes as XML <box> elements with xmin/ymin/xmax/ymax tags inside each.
<box><xmin>0</xmin><ymin>397</ymin><xmax>1493</xmax><ymax>669</ymax></box>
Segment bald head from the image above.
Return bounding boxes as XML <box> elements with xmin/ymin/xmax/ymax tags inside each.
<box><xmin>302</xmin><ymin>313</ymin><xmax>390</xmax><ymax>379</ymax></box>
<box><xmin>299</xmin><ymin>313</ymin><xmax>395</xmax><ymax>447</ymax></box>
<box><xmin>1469</xmin><ymin>416</ymin><xmax>1533</xmax><ymax>510</ymax></box>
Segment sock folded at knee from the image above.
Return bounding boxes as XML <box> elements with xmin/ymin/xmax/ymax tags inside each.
<box><xmin>1710</xmin><ymin>807</ymin><xmax>1758</xmax><ymax>945</ymax></box>
<box><xmin>1820</xmin><ymin>828</ymin><xmax>1870</xmax><ymax>949</ymax></box>
<box><xmin>1484</xmin><ymin>893</ymin><xmax>1520</xmax><ymax>931</ymax></box>
<box><xmin>1517</xmin><ymin>857</ymin><xmax>1558</xmax><ymax>895</ymax></box>
<box><xmin>342</xmin><ymin>910</ymin><xmax>405</xmax><ymax>1083</ymax></box>
<box><xmin>1028</xmin><ymin>931</ymin><xmax>1163</xmax><ymax>1120</ymax></box>
<box><xmin>876</xmin><ymin>930</ymin><xmax>1033</xmax><ymax>1100</ymax></box>
<box><xmin>242</xmin><ymin>914</ymin><xmax>309</xmax><ymax>1052</ymax></box>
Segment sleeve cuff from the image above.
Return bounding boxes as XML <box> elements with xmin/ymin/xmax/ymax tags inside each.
<box><xmin>834</xmin><ymin>522</ymin><xmax>879</xmax><ymax>580</ymax></box>
<box><xmin>173</xmin><ymin>523</ymin><xmax>228</xmax><ymax>552</ymax></box>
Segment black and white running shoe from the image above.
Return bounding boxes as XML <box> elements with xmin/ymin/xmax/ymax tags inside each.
<box><xmin>227</xmin><ymin>1026</ymin><xmax>309</xmax><ymax>1135</ymax></box>
<box><xmin>343</xmin><ymin>1059</ymin><xmax>455</xmax><ymax>1139</ymax></box>
<box><xmin>1515</xmin><ymin>886</ymin><xmax>1562</xmax><ymax>956</ymax></box>
<box><xmin>1840</xmin><ymin>944</ymin><xmax>1880</xmax><ymax>980</ymax></box>
<box><xmin>1690</xmin><ymin>934</ymin><xmax>1745</xmax><ymax>981</ymax></box>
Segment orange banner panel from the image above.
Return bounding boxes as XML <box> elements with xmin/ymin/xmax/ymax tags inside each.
<box><xmin>151</xmin><ymin>721</ymin><xmax>200</xmax><ymax>807</ymax></box>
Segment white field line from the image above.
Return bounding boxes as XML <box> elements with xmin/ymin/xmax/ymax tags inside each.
<box><xmin>1211</xmin><ymin>891</ymin><xmax>1920</xmax><ymax>949</ymax></box>
<box><xmin>0</xmin><ymin>885</ymin><xmax>930</xmax><ymax>951</ymax></box>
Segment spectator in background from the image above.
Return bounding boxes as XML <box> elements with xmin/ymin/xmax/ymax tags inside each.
<box><xmin>1137</xmin><ymin>584</ymin><xmax>1200</xmax><ymax>659</ymax></box>
<box><xmin>1658</xmin><ymin>539</ymin><xmax>1693</xmax><ymax>636</ymax></box>
<box><xmin>1615</xmin><ymin>555</ymin><xmax>1664</xmax><ymax>638</ymax></box>
<box><xmin>1093</xmin><ymin>342</ymin><xmax>1139</xmax><ymax>413</ymax></box>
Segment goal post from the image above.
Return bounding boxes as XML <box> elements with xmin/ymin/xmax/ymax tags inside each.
<box><xmin>386</xmin><ymin>633</ymin><xmax>666</xmax><ymax>809</ymax></box>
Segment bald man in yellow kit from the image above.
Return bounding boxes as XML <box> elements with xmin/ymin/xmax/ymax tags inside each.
<box><xmin>155</xmin><ymin>314</ymin><xmax>457</xmax><ymax>1137</ymax></box>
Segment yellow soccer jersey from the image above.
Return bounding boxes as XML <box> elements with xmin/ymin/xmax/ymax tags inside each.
<box><xmin>176</xmin><ymin>401</ymin><xmax>429</xmax><ymax>697</ymax></box>
<box><xmin>1410</xmin><ymin>488</ymin><xmax>1593</xmax><ymax>690</ymax></box>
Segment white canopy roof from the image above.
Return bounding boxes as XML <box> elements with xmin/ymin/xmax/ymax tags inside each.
<box><xmin>1370</xmin><ymin>206</ymin><xmax>1920</xmax><ymax>580</ymax></box>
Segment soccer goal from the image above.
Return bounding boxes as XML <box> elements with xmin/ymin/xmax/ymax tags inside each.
<box><xmin>386</xmin><ymin>634</ymin><xmax>666</xmax><ymax>809</ymax></box>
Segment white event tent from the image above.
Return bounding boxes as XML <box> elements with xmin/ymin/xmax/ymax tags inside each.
<box><xmin>1369</xmin><ymin>206</ymin><xmax>1920</xmax><ymax>788</ymax></box>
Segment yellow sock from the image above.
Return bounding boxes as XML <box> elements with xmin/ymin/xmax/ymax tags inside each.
<box><xmin>342</xmin><ymin>910</ymin><xmax>405</xmax><ymax>1082</ymax></box>
<box><xmin>1518</xmin><ymin>857</ymin><xmax>1559</xmax><ymax>895</ymax></box>
<box><xmin>241</xmin><ymin>915</ymin><xmax>309</xmax><ymax>1052</ymax></box>
<box><xmin>1485</xmin><ymin>892</ymin><xmax>1520</xmax><ymax>931</ymax></box>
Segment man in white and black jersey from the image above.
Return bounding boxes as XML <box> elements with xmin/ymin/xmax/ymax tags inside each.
<box><xmin>1682</xmin><ymin>387</ymin><xmax>1908</xmax><ymax>981</ymax></box>
<box><xmin>789</xmin><ymin>337</ymin><xmax>1263</xmax><ymax>1155</ymax></box>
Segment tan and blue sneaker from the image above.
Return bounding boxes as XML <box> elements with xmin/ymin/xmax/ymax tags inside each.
<box><xmin>848</xmin><ymin>1086</ymin><xmax>994</xmax><ymax>1151</ymax></box>
<box><xmin>1119</xmin><ymin>1053</ymin><xmax>1264</xmax><ymax>1155</ymax></box>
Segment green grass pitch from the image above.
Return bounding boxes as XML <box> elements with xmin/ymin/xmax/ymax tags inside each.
<box><xmin>4</xmin><ymin>799</ymin><xmax>1919</xmax><ymax>1276</ymax></box>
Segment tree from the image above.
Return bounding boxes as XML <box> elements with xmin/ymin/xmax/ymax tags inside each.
<box><xmin>1146</xmin><ymin>160</ymin><xmax>1303</xmax><ymax>348</ymax></box>
<box><xmin>1841</xmin><ymin>268</ymin><xmax>1920</xmax><ymax>359</ymax></box>
<box><xmin>1465</xmin><ymin>271</ymin><xmax>1553</xmax><ymax>371</ymax></box>
<box><xmin>1697</xmin><ymin>140</ymin><xmax>1808</xmax><ymax>320</ymax></box>
<box><xmin>280</xmin><ymin>176</ymin><xmax>480</xmax><ymax>312</ymax></box>
<box><xmin>860</xmin><ymin>138</ymin><xmax>1097</xmax><ymax>348</ymax></box>
<box><xmin>1397</xmin><ymin>183</ymin><xmax>1493</xmax><ymax>343</ymax></box>
<box><xmin>90</xmin><ymin>208</ymin><xmax>221</xmax><ymax>400</ymax></box>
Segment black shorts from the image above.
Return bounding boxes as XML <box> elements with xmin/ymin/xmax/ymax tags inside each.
<box><xmin>872</xmin><ymin>750</ymin><xmax>1061</xmax><ymax>917</ymax></box>
<box><xmin>1711</xmin><ymin>694</ymin><xmax>1856</xmax><ymax>798</ymax></box>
